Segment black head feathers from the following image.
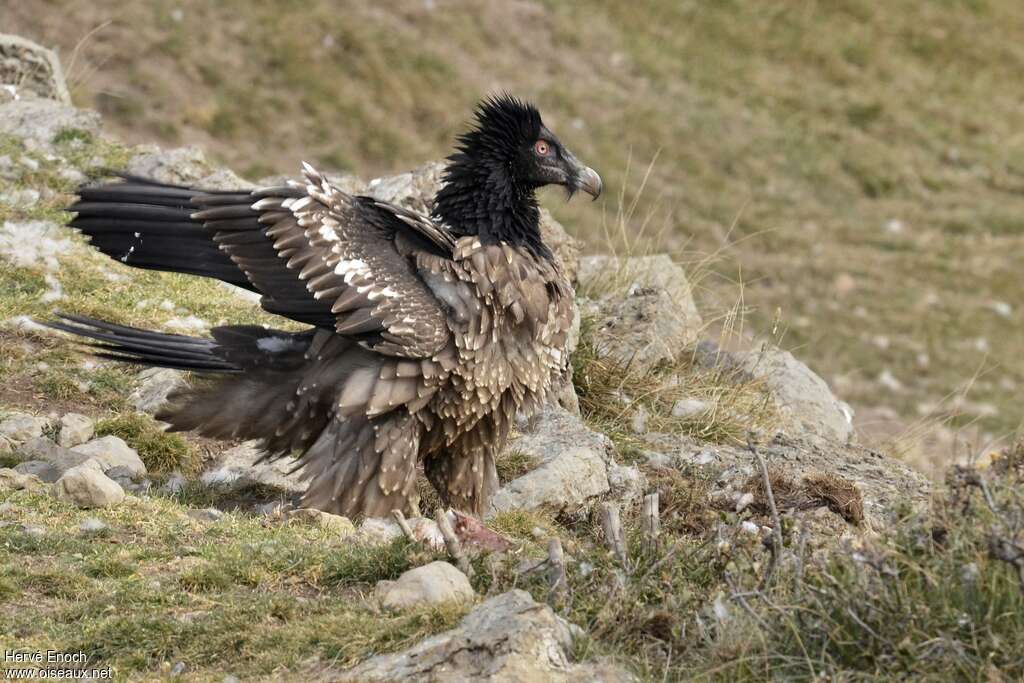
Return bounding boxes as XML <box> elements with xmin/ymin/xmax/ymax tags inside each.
<box><xmin>455</xmin><ymin>94</ymin><xmax>542</xmax><ymax>162</ymax></box>
<box><xmin>433</xmin><ymin>94</ymin><xmax>600</xmax><ymax>258</ymax></box>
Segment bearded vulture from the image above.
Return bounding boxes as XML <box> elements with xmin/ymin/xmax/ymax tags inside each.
<box><xmin>47</xmin><ymin>95</ymin><xmax>602</xmax><ymax>518</ymax></box>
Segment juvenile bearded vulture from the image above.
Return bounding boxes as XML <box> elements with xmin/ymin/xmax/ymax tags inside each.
<box><xmin>49</xmin><ymin>95</ymin><xmax>602</xmax><ymax>518</ymax></box>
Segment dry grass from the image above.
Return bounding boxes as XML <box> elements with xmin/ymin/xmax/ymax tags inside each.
<box><xmin>572</xmin><ymin>310</ymin><xmax>778</xmax><ymax>457</ymax></box>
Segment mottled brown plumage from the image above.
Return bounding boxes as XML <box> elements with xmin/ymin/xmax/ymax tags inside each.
<box><xmin>48</xmin><ymin>95</ymin><xmax>600</xmax><ymax>517</ymax></box>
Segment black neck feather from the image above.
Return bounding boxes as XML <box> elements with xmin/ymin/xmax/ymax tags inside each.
<box><xmin>432</xmin><ymin>154</ymin><xmax>551</xmax><ymax>261</ymax></box>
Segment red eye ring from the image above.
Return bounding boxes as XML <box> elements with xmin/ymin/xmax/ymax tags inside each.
<box><xmin>534</xmin><ymin>140</ymin><xmax>551</xmax><ymax>156</ymax></box>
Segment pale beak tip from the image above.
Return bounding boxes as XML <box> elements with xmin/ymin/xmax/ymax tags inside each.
<box><xmin>577</xmin><ymin>166</ymin><xmax>602</xmax><ymax>200</ymax></box>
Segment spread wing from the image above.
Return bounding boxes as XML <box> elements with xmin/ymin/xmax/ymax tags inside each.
<box><xmin>193</xmin><ymin>164</ymin><xmax>454</xmax><ymax>358</ymax></box>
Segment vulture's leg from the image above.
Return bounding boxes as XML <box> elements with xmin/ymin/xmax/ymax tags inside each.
<box><xmin>300</xmin><ymin>412</ymin><xmax>422</xmax><ymax>518</ymax></box>
<box><xmin>424</xmin><ymin>440</ymin><xmax>499</xmax><ymax>516</ymax></box>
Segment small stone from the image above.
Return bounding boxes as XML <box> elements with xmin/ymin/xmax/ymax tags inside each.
<box><xmin>53</xmin><ymin>461</ymin><xmax>125</xmax><ymax>508</ymax></box>
<box><xmin>20</xmin><ymin>524</ymin><xmax>46</xmax><ymax>538</ymax></box>
<box><xmin>288</xmin><ymin>508</ymin><xmax>356</xmax><ymax>535</ymax></box>
<box><xmin>358</xmin><ymin>517</ymin><xmax>404</xmax><ymax>545</ymax></box>
<box><xmin>375</xmin><ymin>561</ymin><xmax>474</xmax><ymax>611</ymax></box>
<box><xmin>671</xmin><ymin>398</ymin><xmax>710</xmax><ymax>419</ymax></box>
<box><xmin>739</xmin><ymin>520</ymin><xmax>760</xmax><ymax>535</ymax></box>
<box><xmin>170</xmin><ymin>661</ymin><xmax>186</xmax><ymax>677</ymax></box>
<box><xmin>72</xmin><ymin>436</ymin><xmax>147</xmax><ymax>478</ymax></box>
<box><xmin>735</xmin><ymin>492</ymin><xmax>755</xmax><ymax>513</ymax></box>
<box><xmin>161</xmin><ymin>472</ymin><xmax>187</xmax><ymax>495</ymax></box>
<box><xmin>187</xmin><ymin>508</ymin><xmax>224</xmax><ymax>522</ymax></box>
<box><xmin>57</xmin><ymin>413</ymin><xmax>94</xmax><ymax>448</ymax></box>
<box><xmin>644</xmin><ymin>450</ymin><xmax>674</xmax><ymax>469</ymax></box>
<box><xmin>0</xmin><ymin>412</ymin><xmax>48</xmax><ymax>444</ymax></box>
<box><xmin>256</xmin><ymin>500</ymin><xmax>292</xmax><ymax>516</ymax></box>
<box><xmin>79</xmin><ymin>517</ymin><xmax>108</xmax><ymax>534</ymax></box>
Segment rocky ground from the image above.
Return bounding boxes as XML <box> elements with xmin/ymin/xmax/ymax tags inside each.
<box><xmin>1</xmin><ymin>36</ymin><xmax>1023</xmax><ymax>682</ymax></box>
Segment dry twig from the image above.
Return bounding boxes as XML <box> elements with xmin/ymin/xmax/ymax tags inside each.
<box><xmin>642</xmin><ymin>493</ymin><xmax>660</xmax><ymax>554</ymax></box>
<box><xmin>547</xmin><ymin>537</ymin><xmax>568</xmax><ymax>601</ymax></box>
<box><xmin>600</xmin><ymin>502</ymin><xmax>629</xmax><ymax>572</ymax></box>
<box><xmin>391</xmin><ymin>509</ymin><xmax>416</xmax><ymax>542</ymax></box>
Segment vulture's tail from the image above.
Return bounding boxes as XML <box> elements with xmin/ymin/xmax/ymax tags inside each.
<box><xmin>67</xmin><ymin>176</ymin><xmax>256</xmax><ymax>290</ymax></box>
<box><xmin>43</xmin><ymin>313</ymin><xmax>241</xmax><ymax>373</ymax></box>
<box><xmin>41</xmin><ymin>314</ymin><xmax>342</xmax><ymax>457</ymax></box>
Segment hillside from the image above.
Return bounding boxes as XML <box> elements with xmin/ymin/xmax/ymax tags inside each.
<box><xmin>5</xmin><ymin>0</ymin><xmax>1024</xmax><ymax>474</ymax></box>
<box><xmin>1</xmin><ymin>27</ymin><xmax>1024</xmax><ymax>682</ymax></box>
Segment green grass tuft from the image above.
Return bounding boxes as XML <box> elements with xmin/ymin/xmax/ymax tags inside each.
<box><xmin>95</xmin><ymin>413</ymin><xmax>199</xmax><ymax>474</ymax></box>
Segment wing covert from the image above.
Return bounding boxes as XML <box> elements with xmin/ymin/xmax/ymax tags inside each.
<box><xmin>195</xmin><ymin>164</ymin><xmax>453</xmax><ymax>359</ymax></box>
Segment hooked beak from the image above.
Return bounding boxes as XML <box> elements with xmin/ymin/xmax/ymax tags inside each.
<box><xmin>575</xmin><ymin>165</ymin><xmax>603</xmax><ymax>200</ymax></box>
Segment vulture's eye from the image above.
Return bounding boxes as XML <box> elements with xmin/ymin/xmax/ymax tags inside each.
<box><xmin>534</xmin><ymin>140</ymin><xmax>552</xmax><ymax>157</ymax></box>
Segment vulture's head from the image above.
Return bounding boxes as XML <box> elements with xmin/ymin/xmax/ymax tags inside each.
<box><xmin>450</xmin><ymin>94</ymin><xmax>603</xmax><ymax>201</ymax></box>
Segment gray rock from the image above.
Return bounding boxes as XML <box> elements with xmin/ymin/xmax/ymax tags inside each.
<box><xmin>13</xmin><ymin>459</ymin><xmax>60</xmax><ymax>483</ymax></box>
<box><xmin>577</xmin><ymin>255</ymin><xmax>703</xmax><ymax>372</ymax></box>
<box><xmin>646</xmin><ymin>431</ymin><xmax>931</xmax><ymax>527</ymax></box>
<box><xmin>0</xmin><ymin>467</ymin><xmax>45</xmax><ymax>491</ymax></box>
<box><xmin>106</xmin><ymin>466</ymin><xmax>151</xmax><ymax>494</ymax></box>
<box><xmin>53</xmin><ymin>461</ymin><xmax>125</xmax><ymax>508</ymax></box>
<box><xmin>335</xmin><ymin>589</ymin><xmax>635</xmax><ymax>682</ymax></box>
<box><xmin>187</xmin><ymin>508</ymin><xmax>224</xmax><ymax>522</ymax></box>
<box><xmin>57</xmin><ymin>413</ymin><xmax>94</xmax><ymax>448</ymax></box>
<box><xmin>671</xmin><ymin>398</ymin><xmax>710</xmax><ymax>419</ymax></box>
<box><xmin>375</xmin><ymin>561</ymin><xmax>474</xmax><ymax>611</ymax></box>
<box><xmin>287</xmin><ymin>508</ymin><xmax>356</xmax><ymax>535</ymax></box>
<box><xmin>0</xmin><ymin>34</ymin><xmax>71</xmax><ymax>103</ymax></box>
<box><xmin>161</xmin><ymin>472</ymin><xmax>187</xmax><ymax>495</ymax></box>
<box><xmin>607</xmin><ymin>464</ymin><xmax>646</xmax><ymax>505</ymax></box>
<box><xmin>257</xmin><ymin>500</ymin><xmax>292</xmax><ymax>516</ymax></box>
<box><xmin>16</xmin><ymin>437</ymin><xmax>91</xmax><ymax>471</ymax></box>
<box><xmin>489</xmin><ymin>405</ymin><xmax>612</xmax><ymax>516</ymax></box>
<box><xmin>730</xmin><ymin>342</ymin><xmax>854</xmax><ymax>443</ymax></box>
<box><xmin>79</xmin><ymin>517</ymin><xmax>108</xmax><ymax>534</ymax></box>
<box><xmin>357</xmin><ymin>517</ymin><xmax>404</xmax><ymax>545</ymax></box>
<box><xmin>0</xmin><ymin>98</ymin><xmax>101</xmax><ymax>152</ymax></box>
<box><xmin>0</xmin><ymin>412</ymin><xmax>49</xmax><ymax>444</ymax></box>
<box><xmin>130</xmin><ymin>367</ymin><xmax>188</xmax><ymax>414</ymax></box>
<box><xmin>126</xmin><ymin>146</ymin><xmax>251</xmax><ymax>189</ymax></box>
<box><xmin>71</xmin><ymin>436</ymin><xmax>147</xmax><ymax>479</ymax></box>
<box><xmin>20</xmin><ymin>524</ymin><xmax>46</xmax><ymax>538</ymax></box>
<box><xmin>200</xmin><ymin>441</ymin><xmax>305</xmax><ymax>494</ymax></box>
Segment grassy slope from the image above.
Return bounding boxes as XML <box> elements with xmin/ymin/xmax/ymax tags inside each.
<box><xmin>6</xmin><ymin>0</ymin><xmax>1024</xmax><ymax>466</ymax></box>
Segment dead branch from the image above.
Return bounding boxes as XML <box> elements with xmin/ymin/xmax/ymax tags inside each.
<box><xmin>391</xmin><ymin>509</ymin><xmax>416</xmax><ymax>542</ymax></box>
<box><xmin>989</xmin><ymin>535</ymin><xmax>1024</xmax><ymax>593</ymax></box>
<box><xmin>642</xmin><ymin>492</ymin><xmax>660</xmax><ymax>554</ymax></box>
<box><xmin>600</xmin><ymin>502</ymin><xmax>629</xmax><ymax>572</ymax></box>
<box><xmin>547</xmin><ymin>537</ymin><xmax>568</xmax><ymax>601</ymax></box>
<box><xmin>748</xmin><ymin>435</ymin><xmax>784</xmax><ymax>576</ymax></box>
